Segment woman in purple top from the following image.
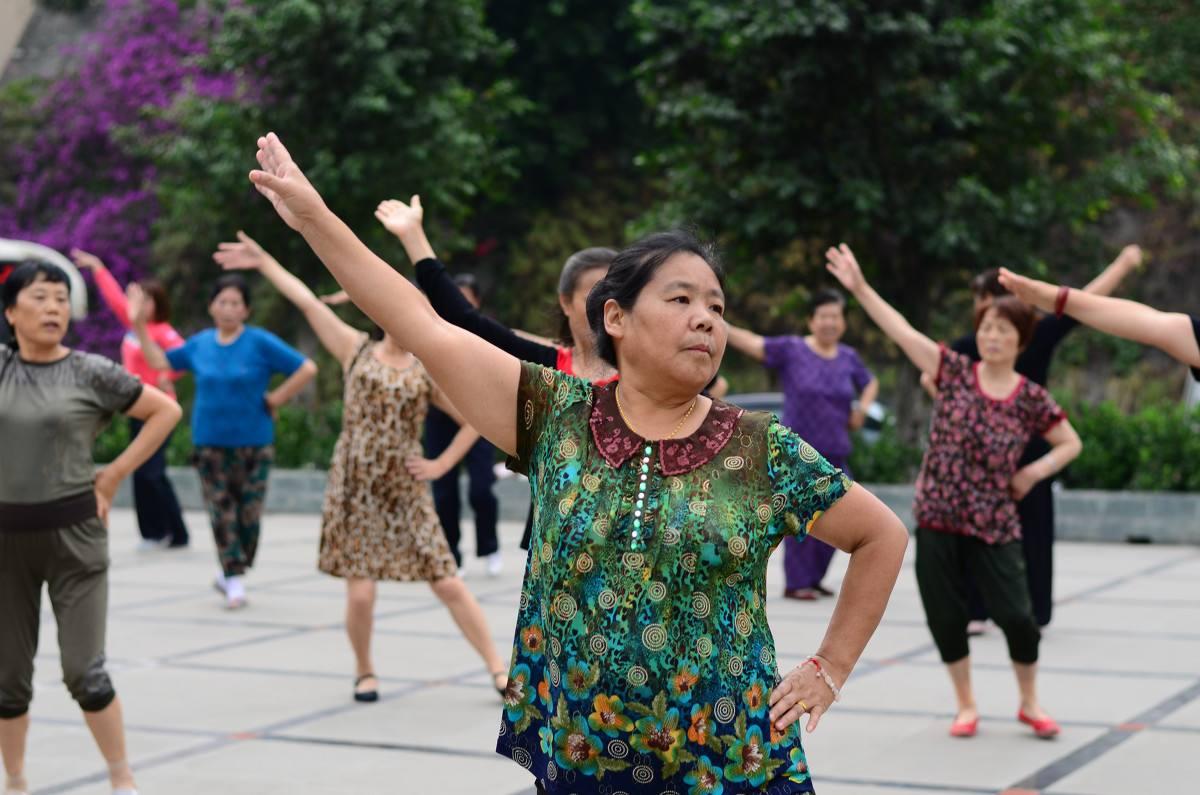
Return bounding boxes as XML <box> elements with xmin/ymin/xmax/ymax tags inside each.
<box><xmin>727</xmin><ymin>289</ymin><xmax>879</xmax><ymax>599</ymax></box>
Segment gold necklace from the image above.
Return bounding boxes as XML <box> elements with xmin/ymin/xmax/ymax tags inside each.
<box><xmin>615</xmin><ymin>386</ymin><xmax>698</xmax><ymax>441</ymax></box>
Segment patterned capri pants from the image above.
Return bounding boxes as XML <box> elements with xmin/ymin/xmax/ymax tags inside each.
<box><xmin>193</xmin><ymin>445</ymin><xmax>274</xmax><ymax>577</ymax></box>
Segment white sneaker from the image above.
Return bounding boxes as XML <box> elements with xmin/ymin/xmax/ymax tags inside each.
<box><xmin>485</xmin><ymin>551</ymin><xmax>503</xmax><ymax>577</ymax></box>
<box><xmin>224</xmin><ymin>575</ymin><xmax>246</xmax><ymax>609</ymax></box>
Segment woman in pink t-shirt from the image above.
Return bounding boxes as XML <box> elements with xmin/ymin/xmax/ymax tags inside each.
<box><xmin>72</xmin><ymin>250</ymin><xmax>189</xmax><ymax>549</ymax></box>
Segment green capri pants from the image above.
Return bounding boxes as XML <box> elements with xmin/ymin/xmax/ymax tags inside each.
<box><xmin>915</xmin><ymin>527</ymin><xmax>1041</xmax><ymax>665</ymax></box>
<box><xmin>0</xmin><ymin>517</ymin><xmax>115</xmax><ymax>718</ymax></box>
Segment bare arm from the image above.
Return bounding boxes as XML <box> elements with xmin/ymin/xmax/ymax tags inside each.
<box><xmin>406</xmin><ymin>423</ymin><xmax>482</xmax><ymax>481</ymax></box>
<box><xmin>266</xmin><ymin>359</ymin><xmax>317</xmax><ymax>412</ymax></box>
<box><xmin>769</xmin><ymin>485</ymin><xmax>908</xmax><ymax>732</ymax></box>
<box><xmin>999</xmin><ymin>268</ymin><xmax>1200</xmax><ymax>369</ymax></box>
<box><xmin>849</xmin><ymin>377</ymin><xmax>879</xmax><ymax>430</ymax></box>
<box><xmin>249</xmin><ymin>133</ymin><xmax>521</xmax><ymax>455</ymax></box>
<box><xmin>1010</xmin><ymin>418</ymin><xmax>1083</xmax><ymax>499</ymax></box>
<box><xmin>93</xmin><ymin>386</ymin><xmax>182</xmax><ymax>525</ymax></box>
<box><xmin>214</xmin><ymin>231</ymin><xmax>365</xmax><ymax>367</ymax></box>
<box><xmin>725</xmin><ymin>323</ymin><xmax>767</xmax><ymax>362</ymax></box>
<box><xmin>826</xmin><ymin>244</ymin><xmax>941</xmax><ymax>377</ymax></box>
<box><xmin>127</xmin><ymin>285</ymin><xmax>171</xmax><ymax>370</ymax></box>
<box><xmin>1080</xmin><ymin>244</ymin><xmax>1141</xmax><ymax>297</ymax></box>
<box><xmin>72</xmin><ymin>250</ymin><xmax>131</xmax><ymax>328</ymax></box>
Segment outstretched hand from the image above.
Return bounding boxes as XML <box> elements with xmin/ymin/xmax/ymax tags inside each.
<box><xmin>70</xmin><ymin>249</ymin><xmax>104</xmax><ymax>271</ymax></box>
<box><xmin>825</xmin><ymin>244</ymin><xmax>866</xmax><ymax>294</ymax></box>
<box><xmin>214</xmin><ymin>231</ymin><xmax>274</xmax><ymax>272</ymax></box>
<box><xmin>248</xmin><ymin>133</ymin><xmax>327</xmax><ymax>232</ymax></box>
<box><xmin>1118</xmin><ymin>244</ymin><xmax>1144</xmax><ymax>271</ymax></box>
<box><xmin>375</xmin><ymin>196</ymin><xmax>424</xmax><ymax>240</ymax></box>
<box><xmin>996</xmin><ymin>268</ymin><xmax>1056</xmax><ymax>312</ymax></box>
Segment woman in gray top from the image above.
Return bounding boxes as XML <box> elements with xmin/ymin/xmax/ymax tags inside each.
<box><xmin>0</xmin><ymin>261</ymin><xmax>181</xmax><ymax>795</ymax></box>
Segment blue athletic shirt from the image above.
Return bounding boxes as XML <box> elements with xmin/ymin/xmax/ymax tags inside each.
<box><xmin>166</xmin><ymin>326</ymin><xmax>306</xmax><ymax>447</ymax></box>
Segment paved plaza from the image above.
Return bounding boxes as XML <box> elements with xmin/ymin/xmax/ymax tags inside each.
<box><xmin>20</xmin><ymin>509</ymin><xmax>1200</xmax><ymax>795</ymax></box>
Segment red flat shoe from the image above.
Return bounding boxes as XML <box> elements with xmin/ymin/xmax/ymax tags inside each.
<box><xmin>949</xmin><ymin>716</ymin><xmax>978</xmax><ymax>737</ymax></box>
<box><xmin>1018</xmin><ymin>709</ymin><xmax>1060</xmax><ymax>739</ymax></box>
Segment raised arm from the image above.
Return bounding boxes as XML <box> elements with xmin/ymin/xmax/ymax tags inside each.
<box><xmin>826</xmin><ymin>244</ymin><xmax>941</xmax><ymax>377</ymax></box>
<box><xmin>127</xmin><ymin>285</ymin><xmax>171</xmax><ymax>371</ymax></box>
<box><xmin>1080</xmin><ymin>244</ymin><xmax>1142</xmax><ymax>297</ymax></box>
<box><xmin>213</xmin><ymin>231</ymin><xmax>364</xmax><ymax>367</ymax></box>
<box><xmin>375</xmin><ymin>198</ymin><xmax>559</xmax><ymax>367</ymax></box>
<box><xmin>249</xmin><ymin>133</ymin><xmax>521</xmax><ymax>455</ymax></box>
<box><xmin>72</xmin><ymin>249</ymin><xmax>131</xmax><ymax>328</ymax></box>
<box><xmin>998</xmin><ymin>268</ymin><xmax>1200</xmax><ymax>370</ymax></box>
<box><xmin>724</xmin><ymin>322</ymin><xmax>766</xmax><ymax>362</ymax></box>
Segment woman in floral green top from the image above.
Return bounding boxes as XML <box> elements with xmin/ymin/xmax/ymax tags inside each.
<box><xmin>248</xmin><ymin>132</ymin><xmax>909</xmax><ymax>794</ymax></box>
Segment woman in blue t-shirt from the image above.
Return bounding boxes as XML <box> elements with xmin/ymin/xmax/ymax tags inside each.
<box><xmin>133</xmin><ymin>274</ymin><xmax>316</xmax><ymax>608</ymax></box>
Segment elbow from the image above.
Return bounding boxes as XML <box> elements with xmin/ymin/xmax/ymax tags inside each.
<box><xmin>165</xmin><ymin>400</ymin><xmax>183</xmax><ymax>426</ymax></box>
<box><xmin>300</xmin><ymin>359</ymin><xmax>319</xmax><ymax>380</ymax></box>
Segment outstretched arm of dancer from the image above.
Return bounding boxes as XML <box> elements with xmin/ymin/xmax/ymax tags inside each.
<box><xmin>375</xmin><ymin>198</ymin><xmax>560</xmax><ymax>367</ymax></box>
<box><xmin>825</xmin><ymin>244</ymin><xmax>941</xmax><ymax>377</ymax></box>
<box><xmin>1009</xmin><ymin>418</ymin><xmax>1083</xmax><ymax>500</ymax></box>
<box><xmin>214</xmin><ymin>231</ymin><xmax>365</xmax><ymax>367</ymax></box>
<box><xmin>724</xmin><ymin>323</ymin><xmax>766</xmax><ymax>361</ymax></box>
<box><xmin>95</xmin><ymin>386</ymin><xmax>182</xmax><ymax>524</ymax></box>
<box><xmin>127</xmin><ymin>287</ymin><xmax>172</xmax><ymax>371</ymax></box>
<box><xmin>72</xmin><ymin>249</ymin><xmax>132</xmax><ymax>327</ymax></box>
<box><xmin>998</xmin><ymin>268</ymin><xmax>1200</xmax><ymax>370</ymax></box>
<box><xmin>1080</xmin><ymin>244</ymin><xmax>1143</xmax><ymax>298</ymax></box>
<box><xmin>249</xmin><ymin>133</ymin><xmax>521</xmax><ymax>455</ymax></box>
<box><xmin>769</xmin><ymin>485</ymin><xmax>908</xmax><ymax>733</ymax></box>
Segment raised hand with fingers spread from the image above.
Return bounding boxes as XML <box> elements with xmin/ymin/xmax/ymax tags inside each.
<box><xmin>249</xmin><ymin>133</ymin><xmax>328</xmax><ymax>232</ymax></box>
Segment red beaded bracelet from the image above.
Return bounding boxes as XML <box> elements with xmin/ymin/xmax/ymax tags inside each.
<box><xmin>804</xmin><ymin>656</ymin><xmax>842</xmax><ymax>702</ymax></box>
<box><xmin>1054</xmin><ymin>285</ymin><xmax>1070</xmax><ymax>318</ymax></box>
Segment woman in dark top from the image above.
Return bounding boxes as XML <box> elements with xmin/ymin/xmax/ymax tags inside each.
<box><xmin>375</xmin><ymin>196</ymin><xmax>618</xmax><ymax>550</ymax></box>
<box><xmin>945</xmin><ymin>247</ymin><xmax>1141</xmax><ymax>627</ymax></box>
<box><xmin>1</xmin><ymin>261</ymin><xmax>181</xmax><ymax>795</ymax></box>
<box><xmin>827</xmin><ymin>243</ymin><xmax>1082</xmax><ymax>740</ymax></box>
<box><xmin>999</xmin><ymin>266</ymin><xmax>1200</xmax><ymax>376</ymax></box>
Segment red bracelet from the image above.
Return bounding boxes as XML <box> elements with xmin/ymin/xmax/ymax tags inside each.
<box><xmin>1054</xmin><ymin>285</ymin><xmax>1070</xmax><ymax>318</ymax></box>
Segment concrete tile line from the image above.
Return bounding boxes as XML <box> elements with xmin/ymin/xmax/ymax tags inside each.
<box><xmin>1007</xmin><ymin>677</ymin><xmax>1200</xmax><ymax>792</ymax></box>
<box><xmin>257</xmin><ymin>733</ymin><xmax>502</xmax><ymax>760</ymax></box>
<box><xmin>159</xmin><ymin>626</ymin><xmax>311</xmax><ymax>664</ymax></box>
<box><xmin>903</xmin><ymin>657</ymin><xmax>1197</xmax><ymax>682</ymax></box>
<box><xmin>1081</xmin><ymin>596</ymin><xmax>1200</xmax><ymax>609</ymax></box>
<box><xmin>30</xmin><ymin>714</ymin><xmax>227</xmax><ymax>741</ymax></box>
<box><xmin>1057</xmin><ymin>550</ymin><xmax>1200</xmax><ymax>607</ymax></box>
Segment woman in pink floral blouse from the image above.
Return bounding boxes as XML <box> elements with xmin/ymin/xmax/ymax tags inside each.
<box><xmin>827</xmin><ymin>244</ymin><xmax>1082</xmax><ymax>741</ymax></box>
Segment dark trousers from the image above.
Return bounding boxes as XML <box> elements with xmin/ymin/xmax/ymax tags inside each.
<box><xmin>426</xmin><ymin>409</ymin><xmax>499</xmax><ymax>567</ymax></box>
<box><xmin>916</xmin><ymin>527</ymin><xmax>1041</xmax><ymax>665</ymax></box>
<box><xmin>968</xmin><ymin>440</ymin><xmax>1056</xmax><ymax>626</ymax></box>
<box><xmin>128</xmin><ymin>419</ymin><xmax>189</xmax><ymax>546</ymax></box>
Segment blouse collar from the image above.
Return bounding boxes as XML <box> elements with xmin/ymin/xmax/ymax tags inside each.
<box><xmin>589</xmin><ymin>382</ymin><xmax>743</xmax><ymax>475</ymax></box>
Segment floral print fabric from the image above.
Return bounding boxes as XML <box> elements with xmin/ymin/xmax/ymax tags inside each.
<box><xmin>914</xmin><ymin>347</ymin><xmax>1066</xmax><ymax>545</ymax></box>
<box><xmin>499</xmin><ymin>362</ymin><xmax>852</xmax><ymax>794</ymax></box>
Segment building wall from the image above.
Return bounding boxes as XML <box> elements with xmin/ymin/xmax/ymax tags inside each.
<box><xmin>0</xmin><ymin>0</ymin><xmax>36</xmax><ymax>77</ymax></box>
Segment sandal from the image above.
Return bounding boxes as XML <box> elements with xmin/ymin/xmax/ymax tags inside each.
<box><xmin>354</xmin><ymin>673</ymin><xmax>379</xmax><ymax>703</ymax></box>
<box><xmin>491</xmin><ymin>669</ymin><xmax>509</xmax><ymax>697</ymax></box>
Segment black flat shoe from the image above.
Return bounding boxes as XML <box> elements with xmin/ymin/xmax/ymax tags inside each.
<box><xmin>354</xmin><ymin>673</ymin><xmax>379</xmax><ymax>703</ymax></box>
<box><xmin>491</xmin><ymin>669</ymin><xmax>508</xmax><ymax>698</ymax></box>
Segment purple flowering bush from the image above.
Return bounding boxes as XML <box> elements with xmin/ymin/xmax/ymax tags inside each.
<box><xmin>0</xmin><ymin>0</ymin><xmax>236</xmax><ymax>356</ymax></box>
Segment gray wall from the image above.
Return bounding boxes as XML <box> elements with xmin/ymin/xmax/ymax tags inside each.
<box><xmin>115</xmin><ymin>469</ymin><xmax>1200</xmax><ymax>545</ymax></box>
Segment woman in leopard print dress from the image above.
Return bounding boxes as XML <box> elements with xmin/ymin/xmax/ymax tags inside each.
<box><xmin>214</xmin><ymin>232</ymin><xmax>509</xmax><ymax>702</ymax></box>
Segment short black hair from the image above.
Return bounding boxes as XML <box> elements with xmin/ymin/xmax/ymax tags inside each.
<box><xmin>209</xmin><ymin>273</ymin><xmax>251</xmax><ymax>307</ymax></box>
<box><xmin>809</xmin><ymin>288</ymin><xmax>845</xmax><ymax>316</ymax></box>
<box><xmin>585</xmin><ymin>230</ymin><xmax>724</xmax><ymax>367</ymax></box>
<box><xmin>2</xmin><ymin>260</ymin><xmax>72</xmax><ymax>348</ymax></box>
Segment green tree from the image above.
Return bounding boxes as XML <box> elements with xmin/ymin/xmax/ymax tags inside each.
<box><xmin>631</xmin><ymin>0</ymin><xmax>1196</xmax><ymax>436</ymax></box>
<box><xmin>146</xmin><ymin>0</ymin><xmax>525</xmax><ymax>372</ymax></box>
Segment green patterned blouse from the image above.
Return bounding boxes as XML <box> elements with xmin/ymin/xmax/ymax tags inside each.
<box><xmin>497</xmin><ymin>363</ymin><xmax>852</xmax><ymax>795</ymax></box>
